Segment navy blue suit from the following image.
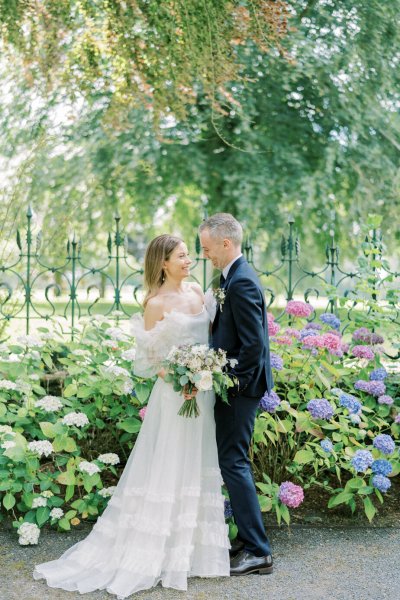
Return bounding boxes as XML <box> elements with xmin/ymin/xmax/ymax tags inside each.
<box><xmin>211</xmin><ymin>255</ymin><xmax>273</xmax><ymax>557</ymax></box>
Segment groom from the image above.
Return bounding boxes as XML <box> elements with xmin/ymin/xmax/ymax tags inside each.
<box><xmin>199</xmin><ymin>213</ymin><xmax>274</xmax><ymax>576</ymax></box>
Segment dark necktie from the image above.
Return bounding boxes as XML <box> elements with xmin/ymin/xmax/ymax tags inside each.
<box><xmin>220</xmin><ymin>273</ymin><xmax>226</xmax><ymax>287</ymax></box>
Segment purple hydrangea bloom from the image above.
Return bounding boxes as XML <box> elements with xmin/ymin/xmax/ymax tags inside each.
<box><xmin>371</xmin><ymin>460</ymin><xmax>392</xmax><ymax>476</ymax></box>
<box><xmin>378</xmin><ymin>395</ymin><xmax>394</xmax><ymax>405</ymax></box>
<box><xmin>395</xmin><ymin>414</ymin><xmax>400</xmax><ymax>424</ymax></box>
<box><xmin>319</xmin><ymin>313</ymin><xmax>341</xmax><ymax>330</ymax></box>
<box><xmin>351</xmin><ymin>450</ymin><xmax>374</xmax><ymax>472</ymax></box>
<box><xmin>352</xmin><ymin>327</ymin><xmax>371</xmax><ymax>342</ymax></box>
<box><xmin>307</xmin><ymin>399</ymin><xmax>334</xmax><ymax>420</ymax></box>
<box><xmin>300</xmin><ymin>328</ymin><xmax>319</xmax><ymax>340</ymax></box>
<box><xmin>339</xmin><ymin>393</ymin><xmax>362</xmax><ymax>415</ymax></box>
<box><xmin>352</xmin><ymin>345</ymin><xmax>375</xmax><ymax>360</ymax></box>
<box><xmin>370</xmin><ymin>332</ymin><xmax>385</xmax><ymax>345</ymax></box>
<box><xmin>320</xmin><ymin>439</ymin><xmax>333</xmax><ymax>453</ymax></box>
<box><xmin>369</xmin><ymin>368</ymin><xmax>388</xmax><ymax>381</ymax></box>
<box><xmin>305</xmin><ymin>322</ymin><xmax>322</xmax><ymax>330</ymax></box>
<box><xmin>270</xmin><ymin>352</ymin><xmax>283</xmax><ymax>371</ymax></box>
<box><xmin>278</xmin><ymin>481</ymin><xmax>304</xmax><ymax>508</ymax></box>
<box><xmin>260</xmin><ymin>390</ymin><xmax>281</xmax><ymax>413</ymax></box>
<box><xmin>224</xmin><ymin>499</ymin><xmax>234</xmax><ymax>519</ymax></box>
<box><xmin>354</xmin><ymin>380</ymin><xmax>386</xmax><ymax>397</ymax></box>
<box><xmin>373</xmin><ymin>434</ymin><xmax>395</xmax><ymax>455</ymax></box>
<box><xmin>352</xmin><ymin>328</ymin><xmax>384</xmax><ymax>344</ymax></box>
<box><xmin>371</xmin><ymin>474</ymin><xmax>391</xmax><ymax>493</ymax></box>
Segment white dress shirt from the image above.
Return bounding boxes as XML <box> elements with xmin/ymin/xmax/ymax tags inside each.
<box><xmin>222</xmin><ymin>254</ymin><xmax>243</xmax><ymax>280</ymax></box>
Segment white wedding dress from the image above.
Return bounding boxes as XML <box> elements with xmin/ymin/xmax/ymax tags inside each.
<box><xmin>33</xmin><ymin>307</ymin><xmax>230</xmax><ymax>598</ymax></box>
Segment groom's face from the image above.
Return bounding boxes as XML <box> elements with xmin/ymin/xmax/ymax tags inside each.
<box><xmin>199</xmin><ymin>229</ymin><xmax>227</xmax><ymax>270</ymax></box>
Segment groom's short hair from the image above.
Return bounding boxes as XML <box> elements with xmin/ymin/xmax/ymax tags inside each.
<box><xmin>199</xmin><ymin>213</ymin><xmax>243</xmax><ymax>247</ymax></box>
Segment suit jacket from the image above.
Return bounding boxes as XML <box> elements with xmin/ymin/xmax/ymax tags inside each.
<box><xmin>211</xmin><ymin>256</ymin><xmax>274</xmax><ymax>398</ymax></box>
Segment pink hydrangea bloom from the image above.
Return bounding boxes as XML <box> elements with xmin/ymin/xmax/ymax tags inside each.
<box><xmin>302</xmin><ymin>332</ymin><xmax>342</xmax><ymax>354</ymax></box>
<box><xmin>352</xmin><ymin>345</ymin><xmax>375</xmax><ymax>360</ymax></box>
<box><xmin>139</xmin><ymin>407</ymin><xmax>147</xmax><ymax>420</ymax></box>
<box><xmin>285</xmin><ymin>328</ymin><xmax>301</xmax><ymax>339</ymax></box>
<box><xmin>275</xmin><ymin>335</ymin><xmax>293</xmax><ymax>346</ymax></box>
<box><xmin>278</xmin><ymin>481</ymin><xmax>304</xmax><ymax>508</ymax></box>
<box><xmin>267</xmin><ymin>313</ymin><xmax>280</xmax><ymax>336</ymax></box>
<box><xmin>321</xmin><ymin>333</ymin><xmax>342</xmax><ymax>353</ymax></box>
<box><xmin>285</xmin><ymin>300</ymin><xmax>314</xmax><ymax>318</ymax></box>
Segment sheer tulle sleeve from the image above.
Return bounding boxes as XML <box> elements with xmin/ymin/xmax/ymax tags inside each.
<box><xmin>129</xmin><ymin>311</ymin><xmax>191</xmax><ymax>379</ymax></box>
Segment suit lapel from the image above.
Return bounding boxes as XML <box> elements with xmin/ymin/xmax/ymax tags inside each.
<box><xmin>212</xmin><ymin>256</ymin><xmax>247</xmax><ymax>332</ymax></box>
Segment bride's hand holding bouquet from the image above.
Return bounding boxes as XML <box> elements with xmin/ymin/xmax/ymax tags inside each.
<box><xmin>163</xmin><ymin>344</ymin><xmax>238</xmax><ymax>417</ymax></box>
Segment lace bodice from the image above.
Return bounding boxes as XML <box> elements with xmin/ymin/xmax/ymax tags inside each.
<box><xmin>129</xmin><ymin>307</ymin><xmax>210</xmax><ymax>378</ymax></box>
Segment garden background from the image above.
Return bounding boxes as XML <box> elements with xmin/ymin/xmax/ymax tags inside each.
<box><xmin>0</xmin><ymin>0</ymin><xmax>399</xmax><ymax>545</ymax></box>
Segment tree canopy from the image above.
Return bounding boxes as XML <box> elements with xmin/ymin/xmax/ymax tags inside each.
<box><xmin>0</xmin><ymin>1</ymin><xmax>399</xmax><ymax>265</ymax></box>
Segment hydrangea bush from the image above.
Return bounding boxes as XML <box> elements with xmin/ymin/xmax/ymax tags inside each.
<box><xmin>0</xmin><ymin>314</ymin><xmax>153</xmax><ymax>543</ymax></box>
<box><xmin>253</xmin><ymin>303</ymin><xmax>399</xmax><ymax>525</ymax></box>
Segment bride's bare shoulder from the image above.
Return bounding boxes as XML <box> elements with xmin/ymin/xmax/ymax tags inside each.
<box><xmin>186</xmin><ymin>281</ymin><xmax>204</xmax><ymax>300</ymax></box>
<box><xmin>144</xmin><ymin>295</ymin><xmax>166</xmax><ymax>330</ymax></box>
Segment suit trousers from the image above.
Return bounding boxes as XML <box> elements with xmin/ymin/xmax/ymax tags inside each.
<box><xmin>214</xmin><ymin>393</ymin><xmax>272</xmax><ymax>557</ymax></box>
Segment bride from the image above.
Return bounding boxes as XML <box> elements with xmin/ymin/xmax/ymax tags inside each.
<box><xmin>33</xmin><ymin>234</ymin><xmax>230</xmax><ymax>598</ymax></box>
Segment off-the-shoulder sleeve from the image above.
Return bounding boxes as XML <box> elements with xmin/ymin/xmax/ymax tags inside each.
<box><xmin>129</xmin><ymin>310</ymin><xmax>198</xmax><ymax>378</ymax></box>
<box><xmin>129</xmin><ymin>313</ymin><xmax>166</xmax><ymax>378</ymax></box>
<box><xmin>204</xmin><ymin>288</ymin><xmax>217</xmax><ymax>323</ymax></box>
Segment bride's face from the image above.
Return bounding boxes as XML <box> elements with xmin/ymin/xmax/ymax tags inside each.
<box><xmin>163</xmin><ymin>242</ymin><xmax>192</xmax><ymax>280</ymax></box>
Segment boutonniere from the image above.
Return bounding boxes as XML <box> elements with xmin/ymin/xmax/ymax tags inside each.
<box><xmin>213</xmin><ymin>287</ymin><xmax>226</xmax><ymax>311</ymax></box>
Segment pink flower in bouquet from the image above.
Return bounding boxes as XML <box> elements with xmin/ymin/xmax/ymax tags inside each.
<box><xmin>267</xmin><ymin>313</ymin><xmax>280</xmax><ymax>336</ymax></box>
<box><xmin>352</xmin><ymin>345</ymin><xmax>375</xmax><ymax>360</ymax></box>
<box><xmin>278</xmin><ymin>481</ymin><xmax>304</xmax><ymax>508</ymax></box>
<box><xmin>139</xmin><ymin>407</ymin><xmax>147</xmax><ymax>420</ymax></box>
<box><xmin>285</xmin><ymin>300</ymin><xmax>314</xmax><ymax>318</ymax></box>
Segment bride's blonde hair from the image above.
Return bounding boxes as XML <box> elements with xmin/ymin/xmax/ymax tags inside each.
<box><xmin>143</xmin><ymin>234</ymin><xmax>183</xmax><ymax>308</ymax></box>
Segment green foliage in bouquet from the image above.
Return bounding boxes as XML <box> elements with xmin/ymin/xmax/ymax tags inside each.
<box><xmin>163</xmin><ymin>344</ymin><xmax>235</xmax><ymax>418</ymax></box>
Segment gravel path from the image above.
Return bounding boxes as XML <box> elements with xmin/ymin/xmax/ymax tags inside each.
<box><xmin>1</xmin><ymin>524</ymin><xmax>398</xmax><ymax>600</ymax></box>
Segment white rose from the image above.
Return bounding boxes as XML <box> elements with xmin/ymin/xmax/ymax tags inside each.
<box><xmin>196</xmin><ymin>370</ymin><xmax>213</xmax><ymax>391</ymax></box>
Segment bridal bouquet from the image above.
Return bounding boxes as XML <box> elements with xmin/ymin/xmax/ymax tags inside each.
<box><xmin>163</xmin><ymin>344</ymin><xmax>237</xmax><ymax>417</ymax></box>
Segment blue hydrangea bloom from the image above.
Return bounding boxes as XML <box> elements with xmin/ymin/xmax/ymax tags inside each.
<box><xmin>307</xmin><ymin>399</ymin><xmax>334</xmax><ymax>420</ymax></box>
<box><xmin>369</xmin><ymin>368</ymin><xmax>388</xmax><ymax>381</ymax></box>
<box><xmin>319</xmin><ymin>313</ymin><xmax>341</xmax><ymax>330</ymax></box>
<box><xmin>371</xmin><ymin>460</ymin><xmax>392</xmax><ymax>476</ymax></box>
<box><xmin>373</xmin><ymin>434</ymin><xmax>395</xmax><ymax>455</ymax></box>
<box><xmin>260</xmin><ymin>390</ymin><xmax>281</xmax><ymax>413</ymax></box>
<box><xmin>300</xmin><ymin>329</ymin><xmax>319</xmax><ymax>340</ymax></box>
<box><xmin>270</xmin><ymin>352</ymin><xmax>283</xmax><ymax>371</ymax></box>
<box><xmin>339</xmin><ymin>393</ymin><xmax>362</xmax><ymax>415</ymax></box>
<box><xmin>320</xmin><ymin>439</ymin><xmax>333</xmax><ymax>453</ymax></box>
<box><xmin>351</xmin><ymin>450</ymin><xmax>374</xmax><ymax>472</ymax></box>
<box><xmin>224</xmin><ymin>499</ymin><xmax>234</xmax><ymax>519</ymax></box>
<box><xmin>371</xmin><ymin>474</ymin><xmax>391</xmax><ymax>493</ymax></box>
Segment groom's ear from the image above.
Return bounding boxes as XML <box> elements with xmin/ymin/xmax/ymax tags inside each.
<box><xmin>223</xmin><ymin>238</ymin><xmax>231</xmax><ymax>248</ymax></box>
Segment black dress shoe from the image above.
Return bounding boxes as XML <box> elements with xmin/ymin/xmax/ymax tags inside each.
<box><xmin>229</xmin><ymin>538</ymin><xmax>245</xmax><ymax>558</ymax></box>
<box><xmin>230</xmin><ymin>550</ymin><xmax>273</xmax><ymax>576</ymax></box>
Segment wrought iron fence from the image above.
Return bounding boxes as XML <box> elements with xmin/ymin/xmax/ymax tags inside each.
<box><xmin>0</xmin><ymin>207</ymin><xmax>399</xmax><ymax>341</ymax></box>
